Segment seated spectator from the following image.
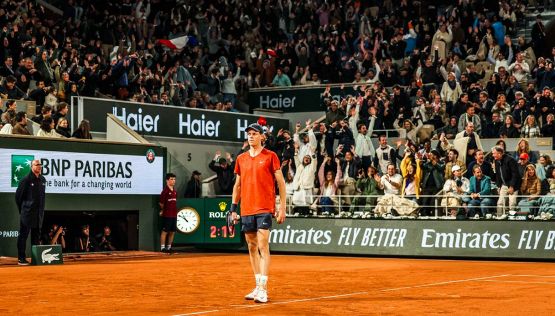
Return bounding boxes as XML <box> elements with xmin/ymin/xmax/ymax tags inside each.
<box><xmin>44</xmin><ymin>224</ymin><xmax>66</xmax><ymax>250</ymax></box>
<box><xmin>518</xmin><ymin>164</ymin><xmax>541</xmax><ymax>214</ymax></box>
<box><xmin>55</xmin><ymin>117</ymin><xmax>71</xmax><ymax>138</ymax></box>
<box><xmin>1</xmin><ymin>100</ymin><xmax>17</xmax><ymax>124</ymax></box>
<box><xmin>316</xmin><ymin>156</ymin><xmax>342</xmax><ymax>216</ymax></box>
<box><xmin>184</xmin><ymin>170</ymin><xmax>202</xmax><ymax>198</ymax></box>
<box><xmin>380</xmin><ymin>164</ymin><xmax>403</xmax><ymax>195</ymax></box>
<box><xmin>483</xmin><ymin>111</ymin><xmax>503</xmax><ymax>138</ymax></box>
<box><xmin>0</xmin><ymin>75</ymin><xmax>24</xmax><ymax>99</ymax></box>
<box><xmin>536</xmin><ymin>154</ymin><xmax>552</xmax><ymax>181</ymax></box>
<box><xmin>72</xmin><ymin>119</ymin><xmax>92</xmax><ymax>139</ymax></box>
<box><xmin>97</xmin><ymin>226</ymin><xmax>117</xmax><ymax>251</ymax></box>
<box><xmin>31</xmin><ymin>105</ymin><xmax>53</xmax><ymax>125</ymax></box>
<box><xmin>464</xmin><ymin>165</ymin><xmax>495</xmax><ymax>218</ymax></box>
<box><xmin>457</xmin><ymin>104</ymin><xmax>482</xmax><ymax>136</ymax></box>
<box><xmin>52</xmin><ymin>102</ymin><xmax>69</xmax><ymax>125</ymax></box>
<box><xmin>74</xmin><ymin>224</ymin><xmax>96</xmax><ymax>252</ymax></box>
<box><xmin>499</xmin><ymin>114</ymin><xmax>520</xmax><ymax>138</ymax></box>
<box><xmin>36</xmin><ymin>117</ymin><xmax>61</xmax><ymax>138</ymax></box>
<box><xmin>12</xmin><ymin>111</ymin><xmax>30</xmax><ymax>135</ymax></box>
<box><xmin>520</xmin><ymin>115</ymin><xmax>542</xmax><ymax>138</ymax></box>
<box><xmin>441</xmin><ymin>165</ymin><xmax>470</xmax><ymax>216</ymax></box>
<box><xmin>0</xmin><ymin>117</ymin><xmax>14</xmax><ymax>134</ymax></box>
<box><xmin>208</xmin><ymin>151</ymin><xmax>235</xmax><ymax>195</ymax></box>
<box><xmin>271</xmin><ymin>68</ymin><xmax>292</xmax><ymax>87</ymax></box>
<box><xmin>514</xmin><ymin>138</ymin><xmax>538</xmax><ymax>163</ymax></box>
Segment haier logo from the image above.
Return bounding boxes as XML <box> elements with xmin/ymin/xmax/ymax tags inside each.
<box><xmin>259</xmin><ymin>95</ymin><xmax>296</xmax><ymax>109</ymax></box>
<box><xmin>112</xmin><ymin>107</ymin><xmax>160</xmax><ymax>133</ymax></box>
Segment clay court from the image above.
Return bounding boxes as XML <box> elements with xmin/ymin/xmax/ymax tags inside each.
<box><xmin>1</xmin><ymin>252</ymin><xmax>554</xmax><ymax>315</ymax></box>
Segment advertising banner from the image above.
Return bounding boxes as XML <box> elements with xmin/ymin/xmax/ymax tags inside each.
<box><xmin>0</xmin><ymin>148</ymin><xmax>163</xmax><ymax>194</ymax></box>
<box><xmin>75</xmin><ymin>97</ymin><xmax>289</xmax><ymax>142</ymax></box>
<box><xmin>268</xmin><ymin>219</ymin><xmax>555</xmax><ymax>260</ymax></box>
<box><xmin>248</xmin><ymin>85</ymin><xmax>360</xmax><ymax>113</ymax></box>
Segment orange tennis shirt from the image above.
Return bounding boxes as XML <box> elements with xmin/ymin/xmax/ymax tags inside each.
<box><xmin>234</xmin><ymin>148</ymin><xmax>281</xmax><ymax>216</ymax></box>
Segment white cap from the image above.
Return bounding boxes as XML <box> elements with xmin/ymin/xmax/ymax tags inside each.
<box><xmin>452</xmin><ymin>165</ymin><xmax>461</xmax><ymax>172</ymax></box>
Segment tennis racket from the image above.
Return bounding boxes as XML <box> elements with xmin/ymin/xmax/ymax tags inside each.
<box><xmin>226</xmin><ymin>211</ymin><xmax>240</xmax><ymax>237</ymax></box>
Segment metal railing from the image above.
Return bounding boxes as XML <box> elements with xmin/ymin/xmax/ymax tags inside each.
<box><xmin>274</xmin><ymin>193</ymin><xmax>552</xmax><ymax>221</ymax></box>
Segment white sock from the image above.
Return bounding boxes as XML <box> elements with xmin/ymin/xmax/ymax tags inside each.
<box><xmin>167</xmin><ymin>244</ymin><xmax>172</xmax><ymax>250</ymax></box>
<box><xmin>259</xmin><ymin>275</ymin><xmax>268</xmax><ymax>289</ymax></box>
<box><xmin>255</xmin><ymin>274</ymin><xmax>261</xmax><ymax>287</ymax></box>
<box><xmin>161</xmin><ymin>245</ymin><xmax>166</xmax><ymax>250</ymax></box>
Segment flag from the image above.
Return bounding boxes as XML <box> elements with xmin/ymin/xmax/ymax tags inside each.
<box><xmin>158</xmin><ymin>35</ymin><xmax>198</xmax><ymax>50</ymax></box>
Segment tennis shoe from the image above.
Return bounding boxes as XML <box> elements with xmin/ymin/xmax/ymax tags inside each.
<box><xmin>245</xmin><ymin>287</ymin><xmax>259</xmax><ymax>300</ymax></box>
<box><xmin>254</xmin><ymin>289</ymin><xmax>268</xmax><ymax>303</ymax></box>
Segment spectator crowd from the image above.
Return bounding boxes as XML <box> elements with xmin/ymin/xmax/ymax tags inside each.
<box><xmin>0</xmin><ymin>0</ymin><xmax>555</xmax><ymax>219</ymax></box>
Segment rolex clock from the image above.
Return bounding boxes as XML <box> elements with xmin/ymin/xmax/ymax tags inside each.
<box><xmin>176</xmin><ymin>207</ymin><xmax>200</xmax><ymax>234</ymax></box>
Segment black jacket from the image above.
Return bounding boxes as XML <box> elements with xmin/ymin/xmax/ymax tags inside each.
<box><xmin>184</xmin><ymin>178</ymin><xmax>202</xmax><ymax>198</ymax></box>
<box><xmin>208</xmin><ymin>160</ymin><xmax>235</xmax><ymax>195</ymax></box>
<box><xmin>15</xmin><ymin>172</ymin><xmax>46</xmax><ymax>228</ymax></box>
<box><xmin>494</xmin><ymin>154</ymin><xmax>520</xmax><ymax>189</ymax></box>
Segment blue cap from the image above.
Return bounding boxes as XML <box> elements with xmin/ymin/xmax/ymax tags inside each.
<box><xmin>245</xmin><ymin>123</ymin><xmax>264</xmax><ymax>134</ymax></box>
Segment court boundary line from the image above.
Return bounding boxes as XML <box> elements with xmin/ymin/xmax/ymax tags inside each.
<box><xmin>172</xmin><ymin>274</ymin><xmax>508</xmax><ymax>316</ymax></box>
<box><xmin>480</xmin><ymin>280</ymin><xmax>555</xmax><ymax>285</ymax></box>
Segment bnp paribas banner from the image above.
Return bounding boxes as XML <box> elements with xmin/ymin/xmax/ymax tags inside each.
<box><xmin>75</xmin><ymin>97</ymin><xmax>289</xmax><ymax>142</ymax></box>
<box><xmin>248</xmin><ymin>85</ymin><xmax>359</xmax><ymax>113</ymax></box>
<box><xmin>0</xmin><ymin>148</ymin><xmax>163</xmax><ymax>194</ymax></box>
<box><xmin>269</xmin><ymin>219</ymin><xmax>555</xmax><ymax>260</ymax></box>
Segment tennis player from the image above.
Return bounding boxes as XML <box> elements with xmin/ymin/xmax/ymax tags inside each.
<box><xmin>230</xmin><ymin>123</ymin><xmax>286</xmax><ymax>303</ymax></box>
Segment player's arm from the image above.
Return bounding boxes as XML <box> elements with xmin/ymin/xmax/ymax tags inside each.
<box><xmin>274</xmin><ymin>169</ymin><xmax>287</xmax><ymax>224</ymax></box>
<box><xmin>231</xmin><ymin>174</ymin><xmax>241</xmax><ymax>222</ymax></box>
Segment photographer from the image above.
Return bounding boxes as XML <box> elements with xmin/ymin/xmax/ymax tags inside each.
<box><xmin>97</xmin><ymin>226</ymin><xmax>117</xmax><ymax>251</ymax></box>
<box><xmin>44</xmin><ymin>223</ymin><xmax>66</xmax><ymax>250</ymax></box>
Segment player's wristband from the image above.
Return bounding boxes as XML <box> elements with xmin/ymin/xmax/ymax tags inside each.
<box><xmin>230</xmin><ymin>203</ymin><xmax>238</xmax><ymax>213</ymax></box>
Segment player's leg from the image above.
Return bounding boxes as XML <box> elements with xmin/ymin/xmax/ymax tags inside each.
<box><xmin>160</xmin><ymin>230</ymin><xmax>168</xmax><ymax>252</ymax></box>
<box><xmin>254</xmin><ymin>229</ymin><xmax>271</xmax><ymax>303</ymax></box>
<box><xmin>244</xmin><ymin>232</ymin><xmax>261</xmax><ymax>300</ymax></box>
<box><xmin>167</xmin><ymin>232</ymin><xmax>175</xmax><ymax>251</ymax></box>
<box><xmin>166</xmin><ymin>217</ymin><xmax>177</xmax><ymax>252</ymax></box>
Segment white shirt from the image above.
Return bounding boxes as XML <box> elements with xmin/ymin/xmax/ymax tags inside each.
<box><xmin>381</xmin><ymin>173</ymin><xmax>402</xmax><ymax>195</ymax></box>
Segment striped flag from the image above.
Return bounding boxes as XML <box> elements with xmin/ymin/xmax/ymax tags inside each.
<box><xmin>158</xmin><ymin>35</ymin><xmax>198</xmax><ymax>50</ymax></box>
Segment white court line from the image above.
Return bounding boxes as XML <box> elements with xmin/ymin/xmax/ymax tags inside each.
<box><xmin>172</xmin><ymin>274</ymin><xmax>507</xmax><ymax>316</ymax></box>
<box><xmin>380</xmin><ymin>274</ymin><xmax>510</xmax><ymax>292</ymax></box>
<box><xmin>508</xmin><ymin>274</ymin><xmax>555</xmax><ymax>278</ymax></box>
<box><xmin>480</xmin><ymin>280</ymin><xmax>555</xmax><ymax>285</ymax></box>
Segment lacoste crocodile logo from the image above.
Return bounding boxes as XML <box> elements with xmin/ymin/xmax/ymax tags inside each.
<box><xmin>41</xmin><ymin>247</ymin><xmax>60</xmax><ymax>263</ymax></box>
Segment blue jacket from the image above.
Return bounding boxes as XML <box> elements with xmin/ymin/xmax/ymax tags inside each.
<box><xmin>468</xmin><ymin>175</ymin><xmax>492</xmax><ymax>196</ymax></box>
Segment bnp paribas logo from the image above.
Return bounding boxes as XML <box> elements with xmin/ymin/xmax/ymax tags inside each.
<box><xmin>11</xmin><ymin>155</ymin><xmax>34</xmax><ymax>187</ymax></box>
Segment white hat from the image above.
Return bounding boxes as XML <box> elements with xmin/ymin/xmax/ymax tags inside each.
<box><xmin>452</xmin><ymin>165</ymin><xmax>461</xmax><ymax>172</ymax></box>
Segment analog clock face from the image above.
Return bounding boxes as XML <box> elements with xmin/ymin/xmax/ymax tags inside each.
<box><xmin>176</xmin><ymin>207</ymin><xmax>200</xmax><ymax>234</ymax></box>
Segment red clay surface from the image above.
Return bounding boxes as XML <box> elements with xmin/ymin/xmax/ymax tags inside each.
<box><xmin>0</xmin><ymin>252</ymin><xmax>554</xmax><ymax>315</ymax></box>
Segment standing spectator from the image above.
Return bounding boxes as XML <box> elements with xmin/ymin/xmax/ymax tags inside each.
<box><xmin>15</xmin><ymin>159</ymin><xmax>46</xmax><ymax>265</ymax></box>
<box><xmin>338</xmin><ymin>145</ymin><xmax>361</xmax><ymax>207</ymax></box>
<box><xmin>466</xmin><ymin>150</ymin><xmax>494</xmax><ymax>180</ymax></box>
<box><xmin>520</xmin><ymin>115</ymin><xmax>542</xmax><ymax>138</ymax></box>
<box><xmin>316</xmin><ymin>156</ymin><xmax>342</xmax><ymax>216</ymax></box>
<box><xmin>209</xmin><ymin>151</ymin><xmax>235</xmax><ymax>195</ymax></box>
<box><xmin>184</xmin><ymin>170</ymin><xmax>202</xmax><ymax>198</ymax></box>
<box><xmin>374</xmin><ymin>135</ymin><xmax>398</xmax><ymax>175</ymax></box>
<box><xmin>457</xmin><ymin>104</ymin><xmax>482</xmax><ymax>135</ymax></box>
<box><xmin>400</xmin><ymin>152</ymin><xmax>422</xmax><ymax>201</ymax></box>
<box><xmin>380</xmin><ymin>163</ymin><xmax>403</xmax><ymax>195</ymax></box>
<box><xmin>352</xmin><ymin>166</ymin><xmax>382</xmax><ymax>216</ymax></box>
<box><xmin>492</xmin><ymin>146</ymin><xmax>520</xmax><ymax>219</ymax></box>
<box><xmin>291</xmin><ymin>152</ymin><xmax>317</xmax><ymax>212</ymax></box>
<box><xmin>464</xmin><ymin>165</ymin><xmax>495</xmax><ymax>218</ymax></box>
<box><xmin>159</xmin><ymin>173</ymin><xmax>177</xmax><ymax>253</ymax></box>
<box><xmin>420</xmin><ymin>150</ymin><xmax>445</xmax><ymax>216</ymax></box>
<box><xmin>455</xmin><ymin>122</ymin><xmax>483</xmax><ymax>165</ymax></box>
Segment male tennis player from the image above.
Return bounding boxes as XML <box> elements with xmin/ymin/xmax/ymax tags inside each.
<box><xmin>230</xmin><ymin>123</ymin><xmax>286</xmax><ymax>303</ymax></box>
